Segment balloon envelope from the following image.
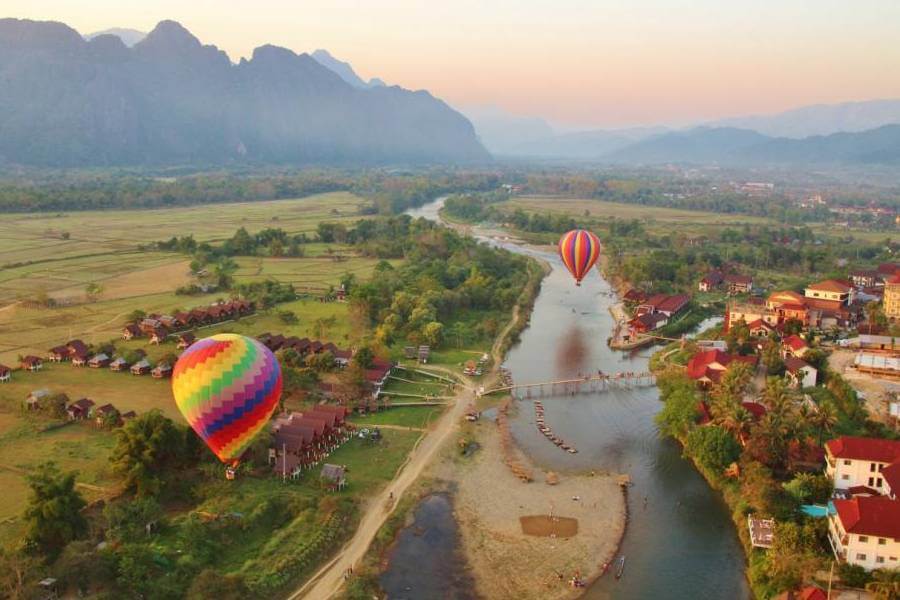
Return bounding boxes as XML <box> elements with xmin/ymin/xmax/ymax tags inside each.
<box><xmin>558</xmin><ymin>229</ymin><xmax>601</xmax><ymax>285</ymax></box>
<box><xmin>172</xmin><ymin>333</ymin><xmax>282</xmax><ymax>463</ymax></box>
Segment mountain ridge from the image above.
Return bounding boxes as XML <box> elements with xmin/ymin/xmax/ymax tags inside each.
<box><xmin>0</xmin><ymin>18</ymin><xmax>489</xmax><ymax>167</ymax></box>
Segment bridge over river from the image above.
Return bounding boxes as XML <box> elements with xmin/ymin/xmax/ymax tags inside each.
<box><xmin>477</xmin><ymin>371</ymin><xmax>656</xmax><ymax>397</ymax></box>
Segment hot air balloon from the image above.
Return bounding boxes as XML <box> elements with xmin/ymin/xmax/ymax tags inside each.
<box><xmin>172</xmin><ymin>333</ymin><xmax>282</xmax><ymax>467</ymax></box>
<box><xmin>558</xmin><ymin>229</ymin><xmax>601</xmax><ymax>286</ymax></box>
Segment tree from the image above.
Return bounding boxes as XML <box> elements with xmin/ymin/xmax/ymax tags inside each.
<box><xmin>783</xmin><ymin>318</ymin><xmax>804</xmax><ymax>336</ymax></box>
<box><xmin>214</xmin><ymin>257</ymin><xmax>238</xmax><ymax>289</ymax></box>
<box><xmin>24</xmin><ymin>462</ymin><xmax>87</xmax><ymax>556</ymax></box>
<box><xmin>104</xmin><ymin>497</ymin><xmax>163</xmax><ymax>543</ymax></box>
<box><xmin>783</xmin><ymin>472</ymin><xmax>831</xmax><ymax>504</ymax></box>
<box><xmin>352</xmin><ymin>346</ymin><xmax>374</xmax><ymax>369</ymax></box>
<box><xmin>305</xmin><ymin>351</ymin><xmax>335</xmax><ymax>373</ymax></box>
<box><xmin>761</xmin><ymin>339</ymin><xmax>785</xmax><ymax>376</ymax></box>
<box><xmin>866</xmin><ymin>569</ymin><xmax>900</xmax><ymax>600</ymax></box>
<box><xmin>187</xmin><ymin>569</ymin><xmax>250</xmax><ymax>600</ymax></box>
<box><xmin>810</xmin><ymin>400</ymin><xmax>838</xmax><ymax>444</ymax></box>
<box><xmin>110</xmin><ymin>410</ymin><xmax>187</xmax><ymax>497</ymax></box>
<box><xmin>0</xmin><ymin>547</ymin><xmax>40</xmax><ymax>599</ymax></box>
<box><xmin>714</xmin><ymin>402</ymin><xmax>754</xmax><ymax>443</ymax></box>
<box><xmin>655</xmin><ymin>385</ymin><xmax>700</xmax><ymax>438</ymax></box>
<box><xmin>447</xmin><ymin>322</ymin><xmax>470</xmax><ymax>349</ymax></box>
<box><xmin>278</xmin><ymin>310</ymin><xmax>298</xmax><ymax>325</ymax></box>
<box><xmin>45</xmin><ymin>392</ymin><xmax>69</xmax><ymax>419</ymax></box>
<box><xmin>725</xmin><ymin>319</ymin><xmax>752</xmax><ymax>354</ymax></box>
<box><xmin>127</xmin><ymin>309</ymin><xmax>147</xmax><ymax>323</ymax></box>
<box><xmin>421</xmin><ymin>321</ymin><xmax>444</xmax><ymax>347</ymax></box>
<box><xmin>85</xmin><ymin>281</ymin><xmax>104</xmax><ymax>301</ymax></box>
<box><xmin>685</xmin><ymin>426</ymin><xmax>741</xmax><ymax>473</ymax></box>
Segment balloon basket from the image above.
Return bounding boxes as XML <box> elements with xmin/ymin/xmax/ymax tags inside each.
<box><xmin>225</xmin><ymin>466</ymin><xmax>237</xmax><ymax>480</ymax></box>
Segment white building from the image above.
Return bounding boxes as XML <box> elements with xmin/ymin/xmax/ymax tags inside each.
<box><xmin>828</xmin><ymin>495</ymin><xmax>900</xmax><ymax>571</ymax></box>
<box><xmin>785</xmin><ymin>357</ymin><xmax>817</xmax><ymax>389</ymax></box>
<box><xmin>825</xmin><ymin>436</ymin><xmax>900</xmax><ymax>493</ymax></box>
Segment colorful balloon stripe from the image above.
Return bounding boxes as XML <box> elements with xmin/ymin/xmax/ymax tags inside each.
<box><xmin>558</xmin><ymin>229</ymin><xmax>601</xmax><ymax>285</ymax></box>
<box><xmin>172</xmin><ymin>333</ymin><xmax>282</xmax><ymax>463</ymax></box>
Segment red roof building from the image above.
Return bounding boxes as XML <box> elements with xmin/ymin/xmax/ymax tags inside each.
<box><xmin>833</xmin><ymin>496</ymin><xmax>900</xmax><ymax>538</ymax></box>
<box><xmin>782</xmin><ymin>335</ymin><xmax>809</xmax><ymax>357</ymax></box>
<box><xmin>686</xmin><ymin>350</ymin><xmax>758</xmax><ymax>387</ymax></box>
<box><xmin>825</xmin><ymin>436</ymin><xmax>900</xmax><ymax>464</ymax></box>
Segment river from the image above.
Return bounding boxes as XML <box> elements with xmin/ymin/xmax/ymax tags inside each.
<box><xmin>393</xmin><ymin>197</ymin><xmax>749</xmax><ymax>599</ymax></box>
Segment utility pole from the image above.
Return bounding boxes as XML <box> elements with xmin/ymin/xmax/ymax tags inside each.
<box><xmin>826</xmin><ymin>559</ymin><xmax>834</xmax><ymax>599</ymax></box>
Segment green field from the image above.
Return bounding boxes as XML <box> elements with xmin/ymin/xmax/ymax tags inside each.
<box><xmin>0</xmin><ymin>192</ymin><xmax>397</xmax><ymax>364</ymax></box>
<box><xmin>350</xmin><ymin>405</ymin><xmax>443</xmax><ymax>429</ymax></box>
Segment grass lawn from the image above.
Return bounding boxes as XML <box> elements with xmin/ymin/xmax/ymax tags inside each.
<box><xmin>323</xmin><ymin>429</ymin><xmax>421</xmax><ymax>494</ymax></box>
<box><xmin>349</xmin><ymin>406</ymin><xmax>443</xmax><ymax>429</ymax></box>
<box><xmin>381</xmin><ymin>378</ymin><xmax>449</xmax><ymax>397</ymax></box>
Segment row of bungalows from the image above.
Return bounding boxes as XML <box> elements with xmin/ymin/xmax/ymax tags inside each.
<box><xmin>47</xmin><ymin>339</ymin><xmax>89</xmax><ymax>364</ymax></box>
<box><xmin>627</xmin><ymin>293</ymin><xmax>690</xmax><ymax>335</ymax></box>
<box><xmin>64</xmin><ymin>397</ymin><xmax>135</xmax><ymax>425</ymax></box>
<box><xmin>257</xmin><ymin>333</ymin><xmax>353</xmax><ymax>367</ymax></box>
<box><xmin>124</xmin><ymin>299</ymin><xmax>255</xmax><ymax>340</ymax></box>
<box><xmin>270</xmin><ymin>406</ymin><xmax>351</xmax><ymax>478</ymax></box>
<box><xmin>365</xmin><ymin>359</ymin><xmax>395</xmax><ymax>399</ymax></box>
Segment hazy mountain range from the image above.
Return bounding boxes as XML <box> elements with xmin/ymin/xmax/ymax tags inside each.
<box><xmin>0</xmin><ymin>19</ymin><xmax>488</xmax><ymax>167</ymax></box>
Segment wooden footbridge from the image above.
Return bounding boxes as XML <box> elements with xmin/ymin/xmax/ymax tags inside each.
<box><xmin>477</xmin><ymin>371</ymin><xmax>656</xmax><ymax>398</ymax></box>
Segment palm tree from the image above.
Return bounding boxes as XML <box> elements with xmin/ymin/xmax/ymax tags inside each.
<box><xmin>866</xmin><ymin>569</ymin><xmax>900</xmax><ymax>600</ymax></box>
<box><xmin>810</xmin><ymin>401</ymin><xmax>838</xmax><ymax>444</ymax></box>
<box><xmin>715</xmin><ymin>403</ymin><xmax>754</xmax><ymax>444</ymax></box>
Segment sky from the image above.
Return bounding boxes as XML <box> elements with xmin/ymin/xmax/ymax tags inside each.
<box><xmin>7</xmin><ymin>0</ymin><xmax>900</xmax><ymax>128</ymax></box>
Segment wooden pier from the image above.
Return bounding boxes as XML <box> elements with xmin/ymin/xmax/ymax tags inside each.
<box><xmin>477</xmin><ymin>371</ymin><xmax>656</xmax><ymax>397</ymax></box>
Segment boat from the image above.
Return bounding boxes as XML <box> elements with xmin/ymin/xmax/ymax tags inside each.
<box><xmin>614</xmin><ymin>556</ymin><xmax>625</xmax><ymax>579</ymax></box>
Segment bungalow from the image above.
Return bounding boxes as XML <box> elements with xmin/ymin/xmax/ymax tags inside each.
<box><xmin>782</xmin><ymin>335</ymin><xmax>809</xmax><ymax>358</ymax></box>
<box><xmin>638</xmin><ymin>294</ymin><xmax>690</xmax><ymax>318</ymax></box>
<box><xmin>21</xmin><ymin>355</ymin><xmax>43</xmax><ymax>371</ymax></box>
<box><xmin>623</xmin><ymin>288</ymin><xmax>647</xmax><ymax>304</ymax></box>
<box><xmin>773</xmin><ymin>586</ymin><xmax>827</xmax><ymax>600</ymax></box>
<box><xmin>785</xmin><ymin>357</ymin><xmax>817</xmax><ymax>388</ymax></box>
<box><xmin>333</xmin><ymin>349</ymin><xmax>352</xmax><ymax>368</ymax></box>
<box><xmin>66</xmin><ymin>340</ymin><xmax>88</xmax><ymax>357</ymax></box>
<box><xmin>698</xmin><ymin>270</ymin><xmax>724</xmax><ymax>292</ymax></box>
<box><xmin>71</xmin><ymin>352</ymin><xmax>89</xmax><ymax>367</ymax></box>
<box><xmin>158</xmin><ymin>315</ymin><xmax>181</xmax><ymax>330</ymax></box>
<box><xmin>724</xmin><ymin>274</ymin><xmax>753</xmax><ymax>294</ymax></box>
<box><xmin>139</xmin><ymin>318</ymin><xmax>163</xmax><ymax>334</ymax></box>
<box><xmin>151</xmin><ymin>363</ymin><xmax>173</xmax><ymax>379</ymax></box>
<box><xmin>173</xmin><ymin>311</ymin><xmax>194</xmax><ymax>327</ymax></box>
<box><xmin>320</xmin><ymin>464</ymin><xmax>347</xmax><ymax>491</ymax></box>
<box><xmin>629</xmin><ymin>312</ymin><xmax>668</xmax><ymax>334</ymax></box>
<box><xmin>0</xmin><ymin>364</ymin><xmax>10</xmax><ymax>382</ymax></box>
<box><xmin>88</xmin><ymin>353</ymin><xmax>111</xmax><ymax>368</ymax></box>
<box><xmin>121</xmin><ymin>410</ymin><xmax>137</xmax><ymax>420</ymax></box>
<box><xmin>747</xmin><ymin>318</ymin><xmax>775</xmax><ymax>337</ymax></box>
<box><xmin>109</xmin><ymin>357</ymin><xmax>129</xmax><ymax>372</ymax></box>
<box><xmin>130</xmin><ymin>359</ymin><xmax>151</xmax><ymax>375</ymax></box>
<box><xmin>149</xmin><ymin>328</ymin><xmax>167</xmax><ymax>345</ymax></box>
<box><xmin>66</xmin><ymin>398</ymin><xmax>95</xmax><ymax>420</ymax></box>
<box><xmin>176</xmin><ymin>332</ymin><xmax>196</xmax><ymax>350</ymax></box>
<box><xmin>48</xmin><ymin>345</ymin><xmax>70</xmax><ymax>362</ymax></box>
<box><xmin>122</xmin><ymin>324</ymin><xmax>142</xmax><ymax>340</ymax></box>
<box><xmin>686</xmin><ymin>349</ymin><xmax>758</xmax><ymax>387</ymax></box>
<box><xmin>828</xmin><ymin>496</ymin><xmax>900</xmax><ymax>570</ymax></box>
<box><xmin>189</xmin><ymin>308</ymin><xmax>210</xmax><ymax>324</ymax></box>
<box><xmin>273</xmin><ymin>452</ymin><xmax>303</xmax><ymax>480</ymax></box>
<box><xmin>94</xmin><ymin>404</ymin><xmax>119</xmax><ymax>426</ymax></box>
<box><xmin>26</xmin><ymin>389</ymin><xmax>50</xmax><ymax>411</ymax></box>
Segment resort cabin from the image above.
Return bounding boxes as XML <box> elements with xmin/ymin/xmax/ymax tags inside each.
<box><xmin>122</xmin><ymin>324</ymin><xmax>142</xmax><ymax>340</ymax></box>
<box><xmin>418</xmin><ymin>345</ymin><xmax>430</xmax><ymax>363</ymax></box>
<box><xmin>130</xmin><ymin>359</ymin><xmax>151</xmax><ymax>376</ymax></box>
<box><xmin>67</xmin><ymin>398</ymin><xmax>95</xmax><ymax>421</ymax></box>
<box><xmin>724</xmin><ymin>274</ymin><xmax>753</xmax><ymax>294</ymax></box>
<box><xmin>88</xmin><ymin>353</ymin><xmax>111</xmax><ymax>369</ymax></box>
<box><xmin>121</xmin><ymin>410</ymin><xmax>137</xmax><ymax>421</ymax></box>
<box><xmin>273</xmin><ymin>452</ymin><xmax>303</xmax><ymax>480</ymax></box>
<box><xmin>333</xmin><ymin>349</ymin><xmax>352</xmax><ymax>368</ymax></box>
<box><xmin>25</xmin><ymin>389</ymin><xmax>50</xmax><ymax>411</ymax></box>
<box><xmin>139</xmin><ymin>318</ymin><xmax>163</xmax><ymax>334</ymax></box>
<box><xmin>21</xmin><ymin>355</ymin><xmax>43</xmax><ymax>372</ymax></box>
<box><xmin>149</xmin><ymin>328</ymin><xmax>168</xmax><ymax>345</ymax></box>
<box><xmin>320</xmin><ymin>464</ymin><xmax>346</xmax><ymax>491</ymax></box>
<box><xmin>151</xmin><ymin>363</ymin><xmax>172</xmax><ymax>379</ymax></box>
<box><xmin>403</xmin><ymin>346</ymin><xmax>417</xmax><ymax>359</ymax></box>
<box><xmin>71</xmin><ymin>352</ymin><xmax>89</xmax><ymax>367</ymax></box>
<box><xmin>109</xmin><ymin>357</ymin><xmax>129</xmax><ymax>372</ymax></box>
<box><xmin>0</xmin><ymin>364</ymin><xmax>11</xmax><ymax>382</ymax></box>
<box><xmin>698</xmin><ymin>270</ymin><xmax>724</xmax><ymax>292</ymax></box>
<box><xmin>176</xmin><ymin>332</ymin><xmax>196</xmax><ymax>350</ymax></box>
<box><xmin>94</xmin><ymin>403</ymin><xmax>120</xmax><ymax>426</ymax></box>
<box><xmin>48</xmin><ymin>345</ymin><xmax>70</xmax><ymax>362</ymax></box>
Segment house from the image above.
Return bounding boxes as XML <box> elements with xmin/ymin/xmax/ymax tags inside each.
<box><xmin>320</xmin><ymin>464</ymin><xmax>346</xmax><ymax>490</ymax></box>
<box><xmin>333</xmin><ymin>349</ymin><xmax>352</xmax><ymax>368</ymax></box>
<box><xmin>773</xmin><ymin>586</ymin><xmax>828</xmax><ymax>600</ymax></box>
<box><xmin>176</xmin><ymin>332</ymin><xmax>196</xmax><ymax>350</ymax></box>
<box><xmin>748</xmin><ymin>516</ymin><xmax>775</xmax><ymax>548</ymax></box>
<box><xmin>850</xmin><ymin>270</ymin><xmax>880</xmax><ymax>289</ymax></box>
<box><xmin>273</xmin><ymin>452</ymin><xmax>304</xmax><ymax>480</ymax></box>
<box><xmin>0</xmin><ymin>364</ymin><xmax>10</xmax><ymax>383</ymax></box>
<box><xmin>122</xmin><ymin>324</ymin><xmax>142</xmax><ymax>340</ymax></box>
<box><xmin>418</xmin><ymin>345</ymin><xmax>430</xmax><ymax>363</ymax></box>
<box><xmin>785</xmin><ymin>357</ymin><xmax>817</xmax><ymax>388</ymax></box>
<box><xmin>724</xmin><ymin>274</ymin><xmax>753</xmax><ymax>294</ymax></box>
<box><xmin>88</xmin><ymin>353</ymin><xmax>110</xmax><ymax>368</ymax></box>
<box><xmin>26</xmin><ymin>389</ymin><xmax>50</xmax><ymax>411</ymax></box>
<box><xmin>21</xmin><ymin>355</ymin><xmax>43</xmax><ymax>371</ymax></box>
<box><xmin>629</xmin><ymin>313</ymin><xmax>668</xmax><ymax>334</ymax></box>
<box><xmin>699</xmin><ymin>270</ymin><xmax>724</xmax><ymax>292</ymax></box>
<box><xmin>767</xmin><ymin>290</ymin><xmax>806</xmax><ymax>311</ymax></box>
<box><xmin>139</xmin><ymin>318</ymin><xmax>163</xmax><ymax>333</ymax></box>
<box><xmin>825</xmin><ymin>436</ymin><xmax>900</xmax><ymax>493</ymax></box>
<box><xmin>71</xmin><ymin>352</ymin><xmax>89</xmax><ymax>367</ymax></box>
<box><xmin>151</xmin><ymin>363</ymin><xmax>172</xmax><ymax>379</ymax></box>
<box><xmin>782</xmin><ymin>335</ymin><xmax>809</xmax><ymax>358</ymax></box>
<box><xmin>686</xmin><ymin>349</ymin><xmax>758</xmax><ymax>387</ymax></box>
<box><xmin>94</xmin><ymin>404</ymin><xmax>119</xmax><ymax>426</ymax></box>
<box><xmin>623</xmin><ymin>288</ymin><xmax>647</xmax><ymax>304</ymax></box>
<box><xmin>645</xmin><ymin>294</ymin><xmax>691</xmax><ymax>318</ymax></box>
<box><xmin>130</xmin><ymin>359</ymin><xmax>151</xmax><ymax>375</ymax></box>
<box><xmin>109</xmin><ymin>357</ymin><xmax>129</xmax><ymax>372</ymax></box>
<box><xmin>747</xmin><ymin>318</ymin><xmax>775</xmax><ymax>337</ymax></box>
<box><xmin>66</xmin><ymin>398</ymin><xmax>95</xmax><ymax>420</ymax></box>
<box><xmin>828</xmin><ymin>495</ymin><xmax>900</xmax><ymax>570</ymax></box>
<box><xmin>805</xmin><ymin>279</ymin><xmax>854</xmax><ymax>306</ymax></box>
<box><xmin>149</xmin><ymin>328</ymin><xmax>167</xmax><ymax>345</ymax></box>
<box><xmin>403</xmin><ymin>346</ymin><xmax>417</xmax><ymax>359</ymax></box>
<box><xmin>48</xmin><ymin>345</ymin><xmax>70</xmax><ymax>362</ymax></box>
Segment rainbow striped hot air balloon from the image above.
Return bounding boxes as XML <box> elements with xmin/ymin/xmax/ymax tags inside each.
<box><xmin>172</xmin><ymin>333</ymin><xmax>282</xmax><ymax>465</ymax></box>
<box><xmin>558</xmin><ymin>229</ymin><xmax>601</xmax><ymax>286</ymax></box>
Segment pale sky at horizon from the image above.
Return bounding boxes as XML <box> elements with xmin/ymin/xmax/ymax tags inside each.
<box><xmin>7</xmin><ymin>0</ymin><xmax>900</xmax><ymax>128</ymax></box>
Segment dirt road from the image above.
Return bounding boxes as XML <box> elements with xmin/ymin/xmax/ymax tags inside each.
<box><xmin>287</xmin><ymin>375</ymin><xmax>476</xmax><ymax>600</ymax></box>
